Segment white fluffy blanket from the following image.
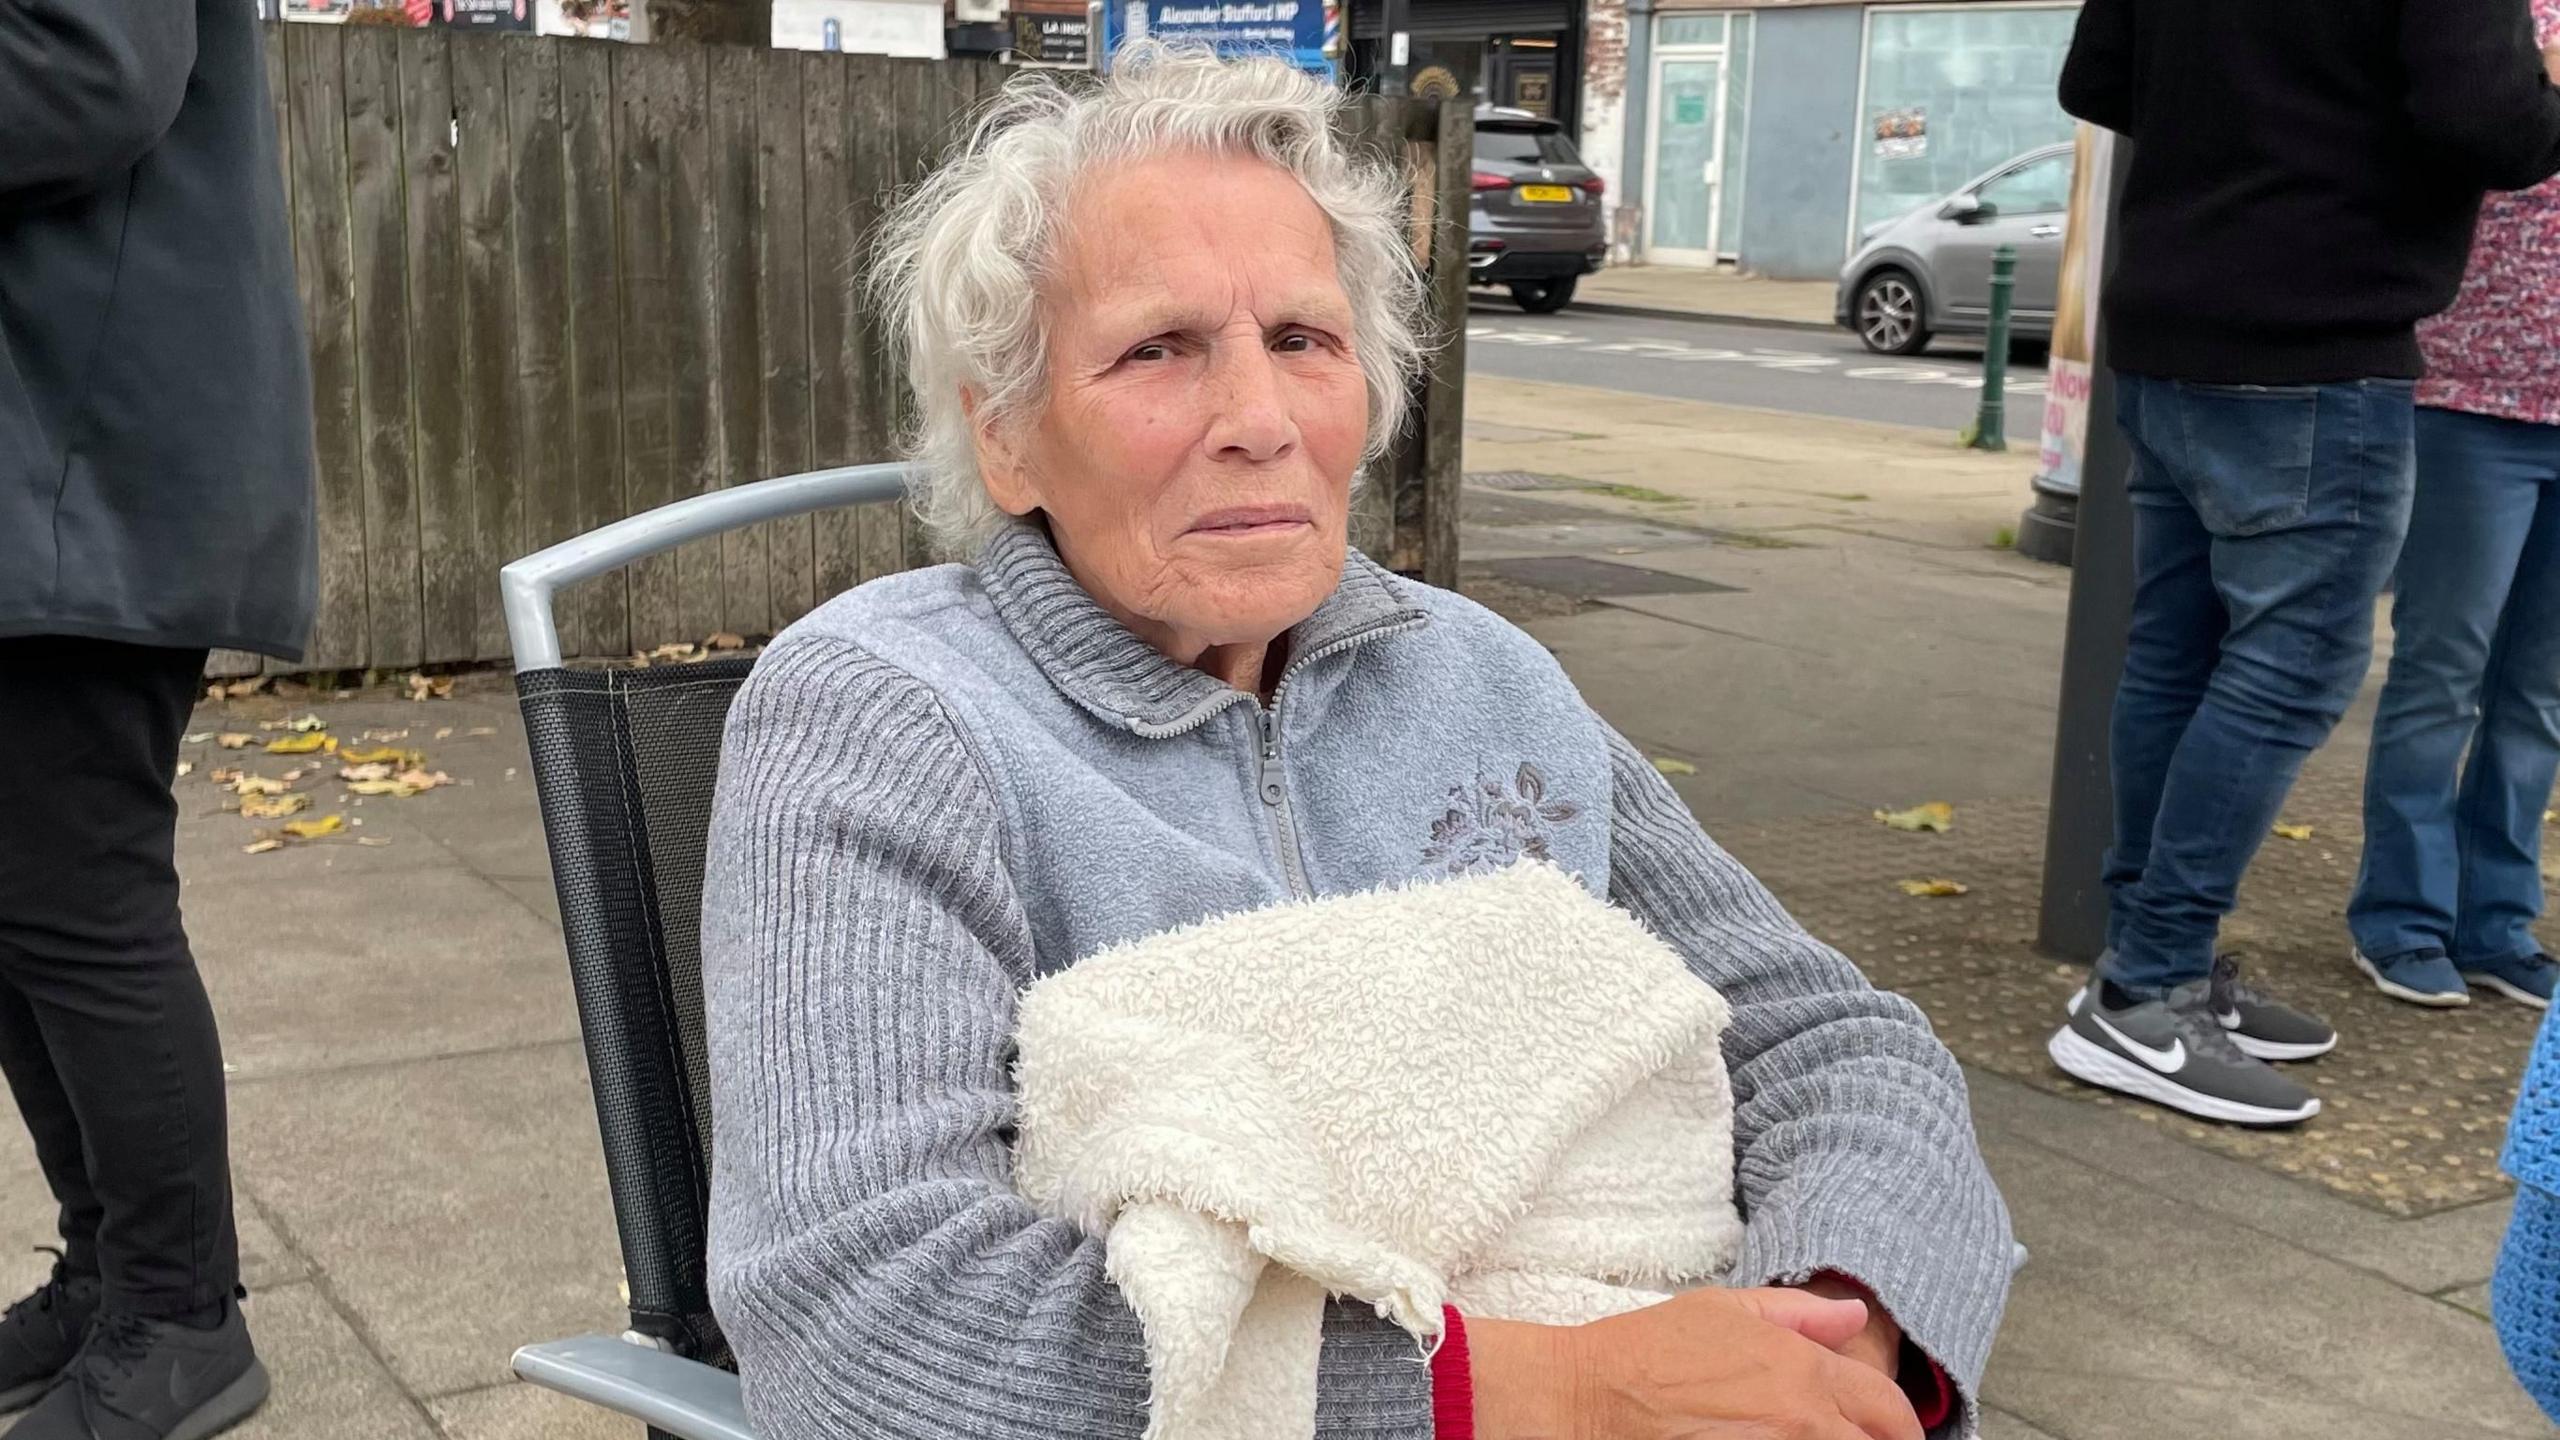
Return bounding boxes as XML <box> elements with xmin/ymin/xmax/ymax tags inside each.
<box><xmin>1010</xmin><ymin>861</ymin><xmax>1744</xmax><ymax>1440</ymax></box>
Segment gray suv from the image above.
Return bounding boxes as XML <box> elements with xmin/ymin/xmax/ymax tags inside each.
<box><xmin>1468</xmin><ymin>107</ymin><xmax>1608</xmax><ymax>314</ymax></box>
<box><xmin>1835</xmin><ymin>142</ymin><xmax>2072</xmax><ymax>355</ymax></box>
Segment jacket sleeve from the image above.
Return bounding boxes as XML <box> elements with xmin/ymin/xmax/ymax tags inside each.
<box><xmin>1599</xmin><ymin>725</ymin><xmax>2012</xmax><ymax>1439</ymax></box>
<box><xmin>2057</xmin><ymin>0</ymin><xmax>2136</xmax><ymax>136</ymax></box>
<box><xmin>701</xmin><ymin>634</ymin><xmax>1434</xmax><ymax>1440</ymax></box>
<box><xmin>2403</xmin><ymin>0</ymin><xmax>2560</xmax><ymax>191</ymax></box>
<box><xmin>0</xmin><ymin>0</ymin><xmax>196</xmax><ymax>205</ymax></box>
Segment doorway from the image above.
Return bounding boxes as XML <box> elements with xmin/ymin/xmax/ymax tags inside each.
<box><xmin>1642</xmin><ymin>11</ymin><xmax>1750</xmax><ymax>266</ymax></box>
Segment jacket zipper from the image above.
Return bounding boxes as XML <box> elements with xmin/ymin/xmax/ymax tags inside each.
<box><xmin>1250</xmin><ymin>615</ymin><xmax>1425</xmax><ymax>899</ymax></box>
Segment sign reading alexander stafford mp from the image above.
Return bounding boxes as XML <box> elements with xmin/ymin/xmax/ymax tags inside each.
<box><xmin>1108</xmin><ymin>0</ymin><xmax>1331</xmax><ymax>77</ymax></box>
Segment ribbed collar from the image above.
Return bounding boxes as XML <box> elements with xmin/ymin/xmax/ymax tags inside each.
<box><xmin>974</xmin><ymin>520</ymin><xmax>1428</xmax><ymax>737</ymax></box>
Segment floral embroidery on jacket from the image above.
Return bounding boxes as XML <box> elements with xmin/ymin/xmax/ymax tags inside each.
<box><xmin>1422</xmin><ymin>762</ymin><xmax>1583</xmax><ymax>874</ymax></box>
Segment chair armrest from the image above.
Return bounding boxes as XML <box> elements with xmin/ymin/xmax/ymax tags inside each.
<box><xmin>510</xmin><ymin>1334</ymin><xmax>758</xmax><ymax>1440</ymax></box>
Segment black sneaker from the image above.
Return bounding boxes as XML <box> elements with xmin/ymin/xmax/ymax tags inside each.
<box><xmin>2</xmin><ymin>1297</ymin><xmax>267</xmax><ymax>1440</ymax></box>
<box><xmin>2050</xmin><ymin>982</ymin><xmax>2320</xmax><ymax>1127</ymax></box>
<box><xmin>2179</xmin><ymin>955</ymin><xmax>2338</xmax><ymax>1062</ymax></box>
<box><xmin>0</xmin><ymin>1257</ymin><xmax>99</xmax><ymax>1412</ymax></box>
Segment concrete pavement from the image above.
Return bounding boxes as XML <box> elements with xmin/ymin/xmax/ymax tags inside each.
<box><xmin>0</xmin><ymin>376</ymin><xmax>2539</xmax><ymax>1440</ymax></box>
<box><xmin>1572</xmin><ymin>263</ymin><xmax>1839</xmax><ymax>329</ymax></box>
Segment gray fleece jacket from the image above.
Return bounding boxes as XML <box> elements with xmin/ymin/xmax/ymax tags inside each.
<box><xmin>700</xmin><ymin>521</ymin><xmax>2013</xmax><ymax>1440</ymax></box>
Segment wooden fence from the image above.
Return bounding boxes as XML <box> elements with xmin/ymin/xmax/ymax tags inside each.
<box><xmin>233</xmin><ymin>25</ymin><xmax>1470</xmax><ymax>673</ymax></box>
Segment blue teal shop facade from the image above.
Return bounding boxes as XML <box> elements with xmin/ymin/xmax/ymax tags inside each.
<box><xmin>1582</xmin><ymin>0</ymin><xmax>2080</xmax><ymax>279</ymax></box>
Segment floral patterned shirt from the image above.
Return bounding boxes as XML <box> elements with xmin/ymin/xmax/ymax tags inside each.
<box><xmin>2420</xmin><ymin>0</ymin><xmax>2560</xmax><ymax>425</ymax></box>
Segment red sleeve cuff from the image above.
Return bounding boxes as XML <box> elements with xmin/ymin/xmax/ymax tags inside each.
<box><xmin>1906</xmin><ymin>1344</ymin><xmax>1956</xmax><ymax>1432</ymax></box>
<box><xmin>1432</xmin><ymin>1306</ymin><xmax>1475</xmax><ymax>1440</ymax></box>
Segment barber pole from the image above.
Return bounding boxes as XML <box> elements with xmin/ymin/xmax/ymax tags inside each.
<box><xmin>1322</xmin><ymin>0</ymin><xmax>1341</xmax><ymax>59</ymax></box>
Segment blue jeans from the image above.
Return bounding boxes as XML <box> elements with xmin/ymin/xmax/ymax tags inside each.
<box><xmin>2350</xmin><ymin>407</ymin><xmax>2560</xmax><ymax>969</ymax></box>
<box><xmin>2100</xmin><ymin>374</ymin><xmax>2416</xmax><ymax>994</ymax></box>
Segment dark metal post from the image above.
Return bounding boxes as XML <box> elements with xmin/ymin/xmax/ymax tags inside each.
<box><xmin>1970</xmin><ymin>245</ymin><xmax>2016</xmax><ymax>452</ymax></box>
<box><xmin>2036</xmin><ymin>140</ymin><xmax>2140</xmax><ymax>962</ymax></box>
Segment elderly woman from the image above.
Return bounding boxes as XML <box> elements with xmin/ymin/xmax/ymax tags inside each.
<box><xmin>701</xmin><ymin>47</ymin><xmax>2010</xmax><ymax>1440</ymax></box>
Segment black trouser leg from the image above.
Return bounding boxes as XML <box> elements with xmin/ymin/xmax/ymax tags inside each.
<box><xmin>0</xmin><ymin>637</ymin><xmax>239</xmax><ymax>1320</ymax></box>
<box><xmin>0</xmin><ymin>986</ymin><xmax>103</xmax><ymax>1279</ymax></box>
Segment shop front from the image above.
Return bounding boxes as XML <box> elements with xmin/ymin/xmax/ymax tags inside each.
<box><xmin>1344</xmin><ymin>0</ymin><xmax>1587</xmax><ymax>129</ymax></box>
<box><xmin>1613</xmin><ymin>0</ymin><xmax>2077</xmax><ymax>279</ymax></box>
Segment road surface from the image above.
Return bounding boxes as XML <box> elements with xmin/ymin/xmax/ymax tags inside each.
<box><xmin>1462</xmin><ymin>300</ymin><xmax>2051</xmax><ymax>436</ymax></box>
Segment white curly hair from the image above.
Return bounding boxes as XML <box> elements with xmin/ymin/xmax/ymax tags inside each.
<box><xmin>869</xmin><ymin>43</ymin><xmax>1431</xmax><ymax>559</ymax></box>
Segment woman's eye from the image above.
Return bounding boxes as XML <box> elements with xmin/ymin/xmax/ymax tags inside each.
<box><xmin>1127</xmin><ymin>342</ymin><xmax>1173</xmax><ymax>363</ymax></box>
<box><xmin>1274</xmin><ymin>332</ymin><xmax>1318</xmax><ymax>353</ymax></box>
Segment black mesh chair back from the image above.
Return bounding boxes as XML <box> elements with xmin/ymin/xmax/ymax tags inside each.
<box><xmin>501</xmin><ymin>465</ymin><xmax>913</xmax><ymax>1373</ymax></box>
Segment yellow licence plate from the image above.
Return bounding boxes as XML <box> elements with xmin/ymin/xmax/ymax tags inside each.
<box><xmin>1517</xmin><ymin>184</ymin><xmax>1575</xmax><ymax>203</ymax></box>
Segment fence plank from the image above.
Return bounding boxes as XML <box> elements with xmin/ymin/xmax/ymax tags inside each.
<box><xmin>342</xmin><ymin>26</ymin><xmax>422</xmax><ymax>669</ymax></box>
<box><xmin>284</xmin><ymin>28</ymin><xmax>369</xmax><ymax>672</ymax></box>
<box><xmin>857</xmin><ymin>58</ymin><xmax>940</xmax><ymax>581</ymax></box>
<box><xmin>665</xmin><ymin>46</ymin><xmax>725</xmax><ymax>645</ymax></box>
<box><xmin>397</xmin><ymin>30</ymin><xmax>475</xmax><ymax>664</ymax></box>
<box><xmin>559</xmin><ymin>40</ymin><xmax>626</xmax><ymax>658</ymax></box>
<box><xmin>803</xmin><ymin>55</ymin><xmax>862</xmax><ymax>603</ymax></box>
<box><xmin>616</xmin><ymin>45</ymin><xmax>682</xmax><ymax>651</ymax></box>
<box><xmin>705</xmin><ymin>47</ymin><xmax>769</xmax><ymax>641</ymax></box>
<box><xmin>756</xmin><ymin>53</ymin><xmax>816</xmax><ymax>630</ymax></box>
<box><xmin>506</xmin><ymin>38</ymin><xmax>578</xmax><ymax>659</ymax></box>
<box><xmin>1420</xmin><ymin>97</ymin><xmax>1470</xmax><ymax>588</ymax></box>
<box><xmin>453</xmin><ymin>34</ymin><xmax>522</xmax><ymax>660</ymax></box>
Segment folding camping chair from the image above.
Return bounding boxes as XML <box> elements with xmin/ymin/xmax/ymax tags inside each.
<box><xmin>497</xmin><ymin>463</ymin><xmax>914</xmax><ymax>1440</ymax></box>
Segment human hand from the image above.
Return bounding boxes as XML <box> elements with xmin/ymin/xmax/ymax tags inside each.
<box><xmin>1790</xmin><ymin>1272</ymin><xmax>1903</xmax><ymax>1380</ymax></box>
<box><xmin>1469</xmin><ymin>1287</ymin><xmax>1925</xmax><ymax>1440</ymax></box>
<box><xmin>2544</xmin><ymin>44</ymin><xmax>2560</xmax><ymax>84</ymax></box>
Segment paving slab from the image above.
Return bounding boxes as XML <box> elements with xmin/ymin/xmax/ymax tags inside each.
<box><xmin>1977</xmin><ymin>1104</ymin><xmax>2546</xmax><ymax>1437</ymax></box>
<box><xmin>428</xmin><ymin>1379</ymin><xmax>643</xmax><ymax>1440</ymax></box>
<box><xmin>225</xmin><ymin>1043</ymin><xmax>625</xmax><ymax>1398</ymax></box>
<box><xmin>227</xmin><ymin>1281</ymin><xmax>440</xmax><ymax>1440</ymax></box>
<box><xmin>190</xmin><ymin>866</ymin><xmax>581</xmax><ymax>1081</ymax></box>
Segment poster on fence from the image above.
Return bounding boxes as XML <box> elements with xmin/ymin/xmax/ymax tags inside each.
<box><xmin>437</xmin><ymin>0</ymin><xmax>533</xmax><ymax>28</ymax></box>
<box><xmin>2036</xmin><ymin>123</ymin><xmax>2112</xmax><ymax>498</ymax></box>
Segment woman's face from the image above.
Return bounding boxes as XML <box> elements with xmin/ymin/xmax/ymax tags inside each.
<box><xmin>974</xmin><ymin>148</ymin><xmax>1371</xmax><ymax>664</ymax></box>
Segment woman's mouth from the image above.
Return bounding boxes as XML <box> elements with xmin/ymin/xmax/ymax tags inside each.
<box><xmin>1187</xmin><ymin>505</ymin><xmax>1314</xmax><ymax>538</ymax></box>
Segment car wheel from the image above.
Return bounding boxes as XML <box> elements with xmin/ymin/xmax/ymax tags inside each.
<box><xmin>1854</xmin><ymin>270</ymin><xmax>1931</xmax><ymax>356</ymax></box>
<box><xmin>1511</xmin><ymin>277</ymin><xmax>1577</xmax><ymax>314</ymax></box>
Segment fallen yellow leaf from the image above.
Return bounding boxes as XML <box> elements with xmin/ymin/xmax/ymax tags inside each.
<box><xmin>263</xmin><ymin>732</ymin><xmax>331</xmax><ymax>755</ymax></box>
<box><xmin>406</xmin><ymin>673</ymin><xmax>455</xmax><ymax>701</ymax></box>
<box><xmin>360</xmin><ymin>729</ymin><xmax>410</xmax><ymax>743</ymax></box>
<box><xmin>339</xmin><ymin>762</ymin><xmax>395</xmax><ymax>783</ymax></box>
<box><xmin>355</xmin><ymin>837</ymin><xmax>392</xmax><ymax>848</ymax></box>
<box><xmin>209</xmin><ymin>767</ymin><xmax>244</xmax><ymax>786</ymax></box>
<box><xmin>258</xmin><ymin>713</ymin><xmax>326</xmax><ymax>733</ymax></box>
<box><xmin>240</xmin><ymin>792</ymin><xmax>311</xmax><ymax>820</ymax></box>
<box><xmin>215</xmin><ymin>733</ymin><xmax>255</xmax><ymax>750</ymax></box>
<box><xmin>229</xmin><ymin>774</ymin><xmax>290</xmax><ymax>796</ymax></box>
<box><xmin>337</xmin><ymin>745</ymin><xmax>420</xmax><ymax>767</ymax></box>
<box><xmin>465</xmin><ymin>726</ymin><xmax>496</xmax><ymax>737</ymax></box>
<box><xmin>1899</xmin><ymin>878</ymin><xmax>1970</xmax><ymax>898</ymax></box>
<box><xmin>174</xmin><ymin>761</ymin><xmax>194</xmax><ymax>779</ymax></box>
<box><xmin>433</xmin><ymin>727</ymin><xmax>455</xmax><ymax>741</ymax></box>
<box><xmin>182</xmin><ymin>732</ymin><xmax>214</xmax><ymax>744</ymax></box>
<box><xmin>1876</xmin><ymin>802</ymin><xmax>1956</xmax><ymax>834</ymax></box>
<box><xmin>646</xmin><ymin>642</ymin><xmax>699</xmax><ymax>661</ymax></box>
<box><xmin>281</xmin><ymin>814</ymin><xmax>344</xmax><ymax>840</ymax></box>
<box><xmin>1651</xmin><ymin>756</ymin><xmax>1699</xmax><ymax>777</ymax></box>
<box><xmin>706</xmin><ymin>632</ymin><xmax>747</xmax><ymax>651</ymax></box>
<box><xmin>219</xmin><ymin>677</ymin><xmax>269</xmax><ymax>699</ymax></box>
<box><xmin>2270</xmin><ymin>822</ymin><xmax>2314</xmax><ymax>842</ymax></box>
<box><xmin>242</xmin><ymin>838</ymin><xmax>284</xmax><ymax>855</ymax></box>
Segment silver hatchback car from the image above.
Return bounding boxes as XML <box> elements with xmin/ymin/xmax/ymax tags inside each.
<box><xmin>1835</xmin><ymin>142</ymin><xmax>2072</xmax><ymax>356</ymax></box>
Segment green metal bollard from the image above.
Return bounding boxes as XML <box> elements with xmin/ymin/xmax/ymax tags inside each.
<box><xmin>1970</xmin><ymin>244</ymin><xmax>2016</xmax><ymax>452</ymax></box>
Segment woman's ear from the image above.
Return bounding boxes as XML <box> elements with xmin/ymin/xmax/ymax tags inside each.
<box><xmin>965</xmin><ymin>389</ymin><xmax>1041</xmax><ymax>518</ymax></box>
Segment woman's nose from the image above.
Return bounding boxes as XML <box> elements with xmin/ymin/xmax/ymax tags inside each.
<box><xmin>1204</xmin><ymin>346</ymin><xmax>1297</xmax><ymax>463</ymax></box>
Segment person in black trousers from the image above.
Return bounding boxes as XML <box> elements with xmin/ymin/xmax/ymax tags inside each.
<box><xmin>0</xmin><ymin>0</ymin><xmax>316</xmax><ymax>1435</ymax></box>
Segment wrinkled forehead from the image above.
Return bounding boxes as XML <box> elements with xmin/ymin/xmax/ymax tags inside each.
<box><xmin>1040</xmin><ymin>148</ymin><xmax>1351</xmax><ymax>327</ymax></box>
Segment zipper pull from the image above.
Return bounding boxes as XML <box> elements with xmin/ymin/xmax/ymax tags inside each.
<box><xmin>1258</xmin><ymin>708</ymin><xmax>1284</xmax><ymax>806</ymax></box>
